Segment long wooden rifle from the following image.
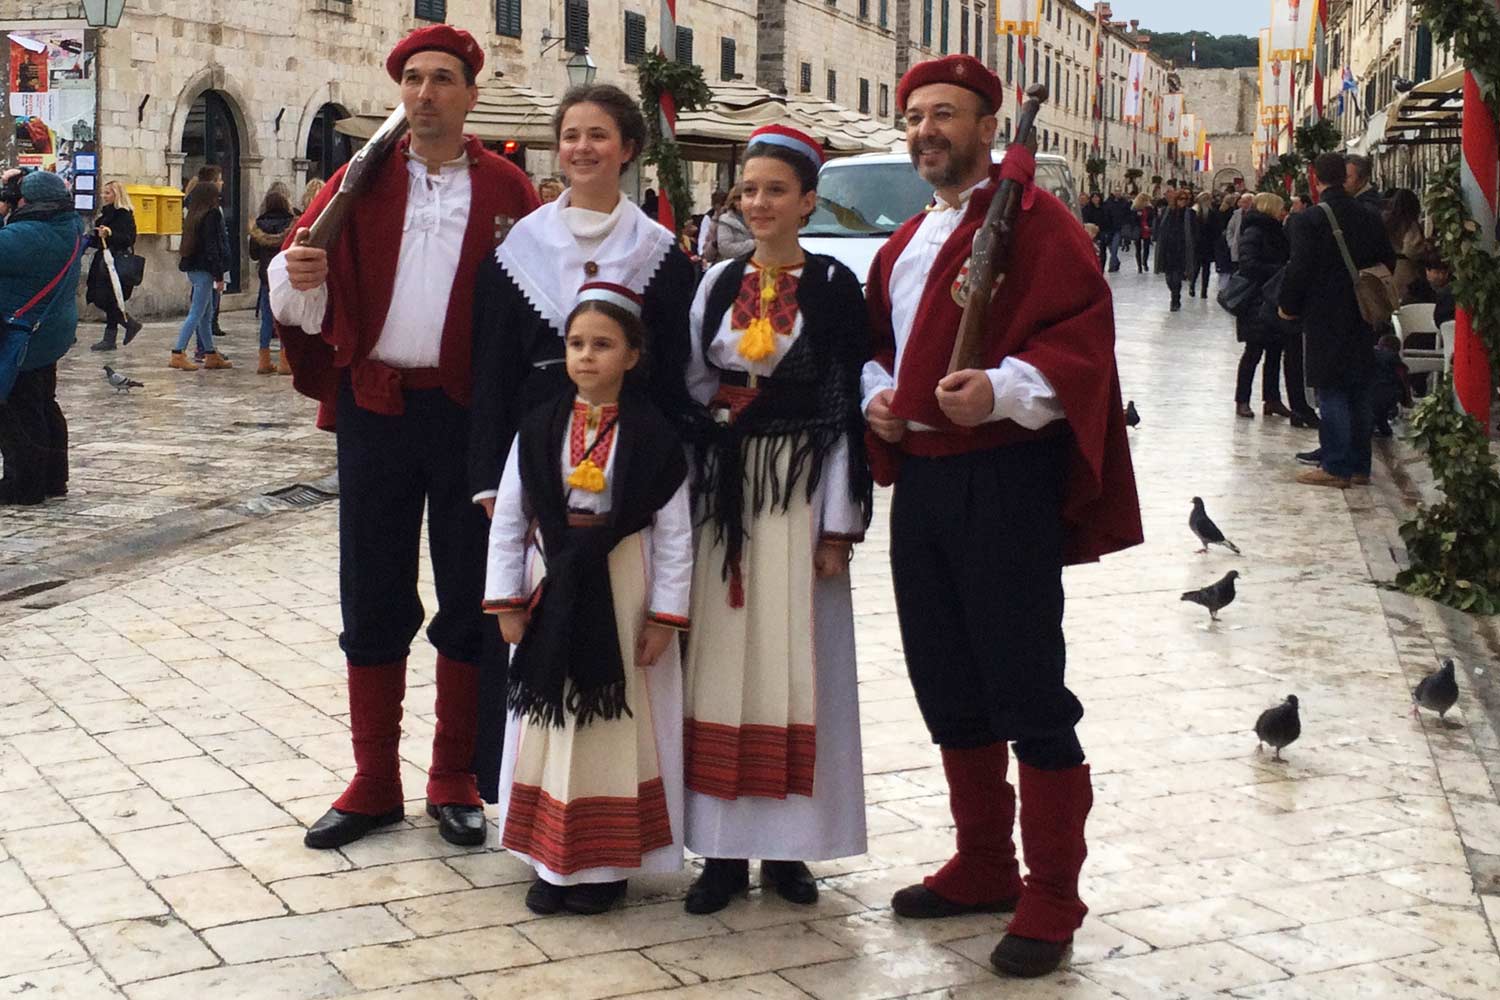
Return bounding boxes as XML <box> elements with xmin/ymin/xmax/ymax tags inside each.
<box><xmin>298</xmin><ymin>106</ymin><xmax>410</xmax><ymax>250</ymax></box>
<box><xmin>949</xmin><ymin>83</ymin><xmax>1048</xmax><ymax>373</ymax></box>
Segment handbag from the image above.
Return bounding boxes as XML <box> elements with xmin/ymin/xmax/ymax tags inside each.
<box><xmin>114</xmin><ymin>251</ymin><xmax>145</xmax><ymax>287</ymax></box>
<box><xmin>1255</xmin><ymin>266</ymin><xmax>1294</xmax><ymax>331</ymax></box>
<box><xmin>1216</xmin><ymin>272</ymin><xmax>1261</xmax><ymax>318</ymax></box>
<box><xmin>1319</xmin><ymin>202</ymin><xmax>1398</xmax><ymax>327</ymax></box>
<box><xmin>1</xmin><ymin>232</ymin><xmax>84</xmax><ymax>403</ymax></box>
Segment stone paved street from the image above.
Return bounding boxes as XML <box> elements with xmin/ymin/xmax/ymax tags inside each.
<box><xmin>2</xmin><ymin>271</ymin><xmax>1499</xmax><ymax>999</ymax></box>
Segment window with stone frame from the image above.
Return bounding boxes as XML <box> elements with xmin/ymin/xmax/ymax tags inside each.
<box><xmin>973</xmin><ymin>6</ymin><xmax>982</xmax><ymax>62</ymax></box>
<box><xmin>720</xmin><ymin>37</ymin><xmax>736</xmax><ymax>80</ymax></box>
<box><xmin>940</xmin><ymin>0</ymin><xmax>949</xmax><ymax>54</ymax></box>
<box><xmin>800</xmin><ymin>61</ymin><xmax>813</xmax><ymax>92</ymax></box>
<box><xmin>827</xmin><ymin>68</ymin><xmax>837</xmax><ymax>102</ymax></box>
<box><xmin>1004</xmin><ymin>32</ymin><xmax>1012</xmax><ymax>83</ymax></box>
<box><xmin>879</xmin><ymin>0</ymin><xmax>889</xmax><ymax>28</ymax></box>
<box><xmin>960</xmin><ymin>4</ymin><xmax>969</xmax><ymax>54</ymax></box>
<box><xmin>496</xmin><ymin>0</ymin><xmax>521</xmax><ymax>38</ymax></box>
<box><xmin>922</xmin><ymin>0</ymin><xmax>933</xmax><ymax>48</ymax></box>
<box><xmin>624</xmin><ymin>11</ymin><xmax>646</xmax><ymax>64</ymax></box>
<box><xmin>858</xmin><ymin>0</ymin><xmax>869</xmax><ymax>19</ymax></box>
<box><xmin>415</xmin><ymin>0</ymin><xmax>446</xmax><ymax>22</ymax></box>
<box><xmin>879</xmin><ymin>82</ymin><xmax>889</xmax><ymax>118</ymax></box>
<box><xmin>564</xmin><ymin>0</ymin><xmax>588</xmax><ymax>53</ymax></box>
<box><xmin>676</xmin><ymin>26</ymin><xmax>694</xmax><ymax>65</ymax></box>
<box><xmin>859</xmin><ymin>77</ymin><xmax>870</xmax><ymax>113</ymax></box>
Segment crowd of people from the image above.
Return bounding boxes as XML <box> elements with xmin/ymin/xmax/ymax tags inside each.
<box><xmin>254</xmin><ymin>26</ymin><xmax>1141</xmax><ymax>982</ymax></box>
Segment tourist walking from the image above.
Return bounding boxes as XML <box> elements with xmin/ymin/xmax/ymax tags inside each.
<box><xmin>1156</xmin><ymin>188</ymin><xmax>1197</xmax><ymax>311</ymax></box>
<box><xmin>86</xmin><ymin>180</ymin><xmax>144</xmax><ymax>352</ymax></box>
<box><xmin>1131</xmin><ymin>193</ymin><xmax>1154</xmax><ymax>273</ymax></box>
<box><xmin>170</xmin><ymin>182</ymin><xmax>232</xmax><ymax>370</ymax></box>
<box><xmin>863</xmin><ymin>54</ymin><xmax>1142</xmax><ymax>979</ymax></box>
<box><xmin>1233</xmin><ymin>193</ymin><xmax>1293</xmax><ymax>420</ymax></box>
<box><xmin>248</xmin><ymin>183</ymin><xmax>296</xmax><ymax>374</ymax></box>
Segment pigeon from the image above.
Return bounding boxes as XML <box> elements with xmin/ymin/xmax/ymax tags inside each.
<box><xmin>1181</xmin><ymin>570</ymin><xmax>1238</xmax><ymax>621</ymax></box>
<box><xmin>1125</xmin><ymin>400</ymin><xmax>1140</xmax><ymax>427</ymax></box>
<box><xmin>1189</xmin><ymin>497</ymin><xmax>1240</xmax><ymax>555</ymax></box>
<box><xmin>1255</xmin><ymin>695</ymin><xmax>1300</xmax><ymax>761</ymax></box>
<box><xmin>102</xmin><ymin>366</ymin><xmax>144</xmax><ymax>393</ymax></box>
<box><xmin>1412</xmin><ymin>658</ymin><xmax>1459</xmax><ymax>722</ymax></box>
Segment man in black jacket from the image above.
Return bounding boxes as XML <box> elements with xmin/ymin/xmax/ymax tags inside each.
<box><xmin>1104</xmin><ymin>188</ymin><xmax>1132</xmax><ymax>272</ymax></box>
<box><xmin>1279</xmin><ymin>152</ymin><xmax>1397</xmax><ymax>488</ymax></box>
<box><xmin>1345</xmin><ymin>155</ymin><xmax>1384</xmax><ymax>218</ymax></box>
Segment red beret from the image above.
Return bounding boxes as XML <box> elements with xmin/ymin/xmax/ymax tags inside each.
<box><xmin>385</xmin><ymin>25</ymin><xmax>484</xmax><ymax>83</ymax></box>
<box><xmin>896</xmin><ymin>55</ymin><xmax>1003</xmax><ymax>113</ymax></box>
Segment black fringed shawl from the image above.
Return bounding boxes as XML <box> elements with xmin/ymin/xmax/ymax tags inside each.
<box><xmin>508</xmin><ymin>388</ymin><xmax>687</xmax><ymax>727</ymax></box>
<box><xmin>694</xmin><ymin>253</ymin><xmax>875</xmax><ymax>581</ymax></box>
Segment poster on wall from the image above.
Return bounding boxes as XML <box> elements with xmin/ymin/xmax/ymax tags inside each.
<box><xmin>6</xmin><ymin>28</ymin><xmax>96</xmax><ymax>190</ymax></box>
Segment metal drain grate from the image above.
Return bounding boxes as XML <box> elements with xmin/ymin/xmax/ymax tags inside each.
<box><xmin>263</xmin><ymin>483</ymin><xmax>338</xmax><ymax>508</ymax></box>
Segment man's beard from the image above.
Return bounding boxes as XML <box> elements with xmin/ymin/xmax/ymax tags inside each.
<box><xmin>910</xmin><ymin>136</ymin><xmax>985</xmax><ymax>190</ymax></box>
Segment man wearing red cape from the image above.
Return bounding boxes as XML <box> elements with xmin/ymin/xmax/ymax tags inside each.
<box><xmin>268</xmin><ymin>25</ymin><xmax>539</xmax><ymax>851</ymax></box>
<box><xmin>862</xmin><ymin>55</ymin><xmax>1143</xmax><ymax>978</ymax></box>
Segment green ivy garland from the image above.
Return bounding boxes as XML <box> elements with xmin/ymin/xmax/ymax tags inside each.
<box><xmin>637</xmin><ymin>53</ymin><xmax>713</xmax><ymax>234</ymax></box>
<box><xmin>1394</xmin><ymin>0</ymin><xmax>1500</xmax><ymax>613</ymax></box>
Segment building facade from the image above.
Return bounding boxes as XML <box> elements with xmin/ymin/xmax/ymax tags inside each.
<box><xmin>1178</xmin><ymin>67</ymin><xmax>1257</xmax><ymax>191</ymax></box>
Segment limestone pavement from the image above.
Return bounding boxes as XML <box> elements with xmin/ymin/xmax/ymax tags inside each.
<box><xmin>1</xmin><ymin>272</ymin><xmax>1498</xmax><ymax>998</ymax></box>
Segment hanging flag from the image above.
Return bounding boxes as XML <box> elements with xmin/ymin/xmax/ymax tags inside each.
<box><xmin>1313</xmin><ymin>0</ymin><xmax>1328</xmax><ymax>113</ymax></box>
<box><xmin>1180</xmin><ymin>112</ymin><xmax>1196</xmax><ymax>148</ymax></box>
<box><xmin>1337</xmin><ymin>66</ymin><xmax>1358</xmax><ymax>118</ymax></box>
<box><xmin>1203</xmin><ymin>139</ymin><xmax>1213</xmax><ymax>174</ymax></box>
<box><xmin>1269</xmin><ymin>0</ymin><xmax>1318</xmax><ymax>62</ymax></box>
<box><xmin>1163</xmin><ymin>94</ymin><xmax>1183</xmax><ymax>143</ymax></box>
<box><xmin>1259</xmin><ymin>28</ymin><xmax>1290</xmax><ymax>124</ymax></box>
<box><xmin>1190</xmin><ymin>36</ymin><xmax>1197</xmax><ymax>65</ymax></box>
<box><xmin>996</xmin><ymin>0</ymin><xmax>1043</xmax><ymax>34</ymax></box>
<box><xmin>1123</xmin><ymin>50</ymin><xmax>1146</xmax><ymax>122</ymax></box>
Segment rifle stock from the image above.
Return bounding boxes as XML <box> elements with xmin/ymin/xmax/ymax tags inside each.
<box><xmin>299</xmin><ymin>105</ymin><xmax>409</xmax><ymax>251</ymax></box>
<box><xmin>949</xmin><ymin>83</ymin><xmax>1049</xmax><ymax>374</ymax></box>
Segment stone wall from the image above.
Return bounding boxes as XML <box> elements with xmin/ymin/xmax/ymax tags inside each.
<box><xmin>1177</xmin><ymin>67</ymin><xmax>1258</xmax><ymax>135</ymax></box>
<box><xmin>774</xmin><ymin>0</ymin><xmax>896</xmax><ymax>118</ymax></box>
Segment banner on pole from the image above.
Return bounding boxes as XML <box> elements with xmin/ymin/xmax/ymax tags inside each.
<box><xmin>1180</xmin><ymin>112</ymin><xmax>1196</xmax><ymax>148</ymax></box>
<box><xmin>1123</xmin><ymin>50</ymin><xmax>1146</xmax><ymax>122</ymax></box>
<box><xmin>1163</xmin><ymin>94</ymin><xmax>1183</xmax><ymax>143</ymax></box>
<box><xmin>1259</xmin><ymin>28</ymin><xmax>1290</xmax><ymax>123</ymax></box>
<box><xmin>1269</xmin><ymin>0</ymin><xmax>1318</xmax><ymax>62</ymax></box>
<box><xmin>996</xmin><ymin>0</ymin><xmax>1044</xmax><ymax>36</ymax></box>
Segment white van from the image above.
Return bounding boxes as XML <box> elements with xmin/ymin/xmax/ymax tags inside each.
<box><xmin>802</xmin><ymin>150</ymin><xmax>1080</xmax><ymax>285</ymax></box>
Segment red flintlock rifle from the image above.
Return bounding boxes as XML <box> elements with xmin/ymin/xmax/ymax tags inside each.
<box><xmin>297</xmin><ymin>106</ymin><xmax>410</xmax><ymax>249</ymax></box>
<box><xmin>949</xmin><ymin>83</ymin><xmax>1048</xmax><ymax>373</ymax></box>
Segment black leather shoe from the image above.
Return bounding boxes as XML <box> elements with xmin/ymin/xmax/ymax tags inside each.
<box><xmin>990</xmin><ymin>933</ymin><xmax>1072</xmax><ymax>978</ymax></box>
<box><xmin>1290</xmin><ymin>409</ymin><xmax>1321</xmax><ymax>430</ymax></box>
<box><xmin>525</xmin><ymin>878</ymin><xmax>567</xmax><ymax>915</ymax></box>
<box><xmin>303</xmin><ymin>806</ymin><xmax>404</xmax><ymax>849</ymax></box>
<box><xmin>761</xmin><ymin>860</ymin><xmax>818</xmax><ymax>905</ymax></box>
<box><xmin>891</xmin><ymin>883</ymin><xmax>1019</xmax><ymax>919</ymax></box>
<box><xmin>122</xmin><ymin>317</ymin><xmax>144</xmax><ymax>346</ymax></box>
<box><xmin>1295</xmin><ymin>449</ymin><xmax>1323</xmax><ymax>466</ymax></box>
<box><xmin>564</xmin><ymin>879</ymin><xmax>628</xmax><ymax>915</ymax></box>
<box><xmin>684</xmin><ymin>858</ymin><xmax>750</xmax><ymax>915</ymax></box>
<box><xmin>426</xmin><ymin>801</ymin><xmax>486</xmax><ymax>846</ymax></box>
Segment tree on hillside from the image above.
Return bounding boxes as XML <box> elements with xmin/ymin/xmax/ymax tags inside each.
<box><xmin>1139</xmin><ymin>31</ymin><xmax>1257</xmax><ymax>70</ymax></box>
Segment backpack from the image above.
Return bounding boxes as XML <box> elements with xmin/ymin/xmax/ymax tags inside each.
<box><xmin>1318</xmin><ymin>201</ymin><xmax>1398</xmax><ymax>327</ymax></box>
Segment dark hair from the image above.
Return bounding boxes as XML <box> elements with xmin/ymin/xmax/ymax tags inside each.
<box><xmin>196</xmin><ymin>164</ymin><xmax>223</xmax><ymax>184</ymax></box>
<box><xmin>260</xmin><ymin>187</ymin><xmax>294</xmax><ymax>218</ymax></box>
<box><xmin>1313</xmin><ymin>152</ymin><xmax>1347</xmax><ymax>187</ymax></box>
<box><xmin>743</xmin><ymin>142</ymin><xmax>819</xmax><ymax>194</ymax></box>
<box><xmin>1347</xmin><ymin>154</ymin><xmax>1373</xmax><ymax>185</ymax></box>
<box><xmin>179</xmin><ymin>182</ymin><xmax>221</xmax><ymax>260</ymax></box>
<box><xmin>1384</xmin><ymin>188</ymin><xmax>1421</xmax><ymax>240</ymax></box>
<box><xmin>1377</xmin><ymin>332</ymin><xmax>1401</xmax><ymax>352</ymax></box>
<box><xmin>565</xmin><ymin>299</ymin><xmax>646</xmax><ymax>353</ymax></box>
<box><xmin>1421</xmin><ymin>251</ymin><xmax>1450</xmax><ymax>272</ymax></box>
<box><xmin>554</xmin><ymin>84</ymin><xmax>648</xmax><ymax>176</ymax></box>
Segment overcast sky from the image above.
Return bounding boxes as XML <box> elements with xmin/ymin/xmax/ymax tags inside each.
<box><xmin>1117</xmin><ymin>0</ymin><xmax>1265</xmax><ymax>36</ymax></box>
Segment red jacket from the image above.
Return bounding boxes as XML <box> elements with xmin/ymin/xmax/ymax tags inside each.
<box><xmin>865</xmin><ymin>153</ymin><xmax>1143</xmax><ymax>565</ymax></box>
<box><xmin>277</xmin><ymin>134</ymin><xmax>540</xmax><ymax>429</ymax></box>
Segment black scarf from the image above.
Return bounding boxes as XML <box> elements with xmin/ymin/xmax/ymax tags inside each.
<box><xmin>508</xmin><ymin>388</ymin><xmax>687</xmax><ymax>728</ymax></box>
<box><xmin>693</xmin><ymin>254</ymin><xmax>874</xmax><ymax>582</ymax></box>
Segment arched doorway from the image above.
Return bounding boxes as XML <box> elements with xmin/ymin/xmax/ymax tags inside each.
<box><xmin>1212</xmin><ymin>167</ymin><xmax>1245</xmax><ymax>193</ymax></box>
<box><xmin>181</xmin><ymin>90</ymin><xmax>243</xmax><ymax>293</ymax></box>
<box><xmin>306</xmin><ymin>103</ymin><xmax>353</xmax><ymax>181</ymax></box>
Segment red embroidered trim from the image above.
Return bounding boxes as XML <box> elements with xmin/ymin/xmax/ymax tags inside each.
<box><xmin>730</xmin><ymin>263</ymin><xmax>800</xmax><ymax>336</ymax></box>
<box><xmin>646</xmin><ymin>611</ymin><xmax>690</xmax><ymax>632</ymax></box>
<box><xmin>483</xmin><ymin>597</ymin><xmax>530</xmax><ymax>612</ymax></box>
<box><xmin>501</xmin><ymin>778</ymin><xmax>673</xmax><ymax>875</ymax></box>
<box><xmin>684</xmin><ymin>719</ymin><xmax>816</xmax><ymax>800</ymax></box>
<box><xmin>569</xmin><ymin>401</ymin><xmax>619</xmax><ymax>470</ymax></box>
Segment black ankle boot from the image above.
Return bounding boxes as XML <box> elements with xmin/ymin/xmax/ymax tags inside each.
<box><xmin>684</xmin><ymin>858</ymin><xmax>750</xmax><ymax>915</ymax></box>
<box><xmin>91</xmin><ymin>327</ymin><xmax>118</xmax><ymax>352</ymax></box>
<box><xmin>761</xmin><ymin>860</ymin><xmax>818</xmax><ymax>905</ymax></box>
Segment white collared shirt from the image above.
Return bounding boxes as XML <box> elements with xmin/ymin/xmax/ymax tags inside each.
<box><xmin>860</xmin><ymin>178</ymin><xmax>1064</xmax><ymax>431</ymax></box>
<box><xmin>269</xmin><ymin>156</ymin><xmax>472</xmax><ymax>368</ymax></box>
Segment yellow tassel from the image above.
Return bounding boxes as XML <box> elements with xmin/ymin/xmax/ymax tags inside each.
<box><xmin>736</xmin><ymin>316</ymin><xmax>776</xmax><ymax>361</ymax></box>
<box><xmin>760</xmin><ymin>281</ymin><xmax>777</xmax><ymax>304</ymax></box>
<box><xmin>566</xmin><ymin>458</ymin><xmax>606</xmax><ymax>493</ymax></box>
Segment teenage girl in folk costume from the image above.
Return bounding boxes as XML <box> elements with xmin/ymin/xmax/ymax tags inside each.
<box><xmin>681</xmin><ymin>125</ymin><xmax>873</xmax><ymax>914</ymax></box>
<box><xmin>484</xmin><ymin>283</ymin><xmax>693</xmax><ymax>917</ymax></box>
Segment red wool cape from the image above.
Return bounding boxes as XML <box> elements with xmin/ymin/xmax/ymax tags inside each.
<box><xmin>865</xmin><ymin>159</ymin><xmax>1143</xmax><ymax>565</ymax></box>
<box><xmin>276</xmin><ymin>134</ymin><xmax>540</xmax><ymax>429</ymax></box>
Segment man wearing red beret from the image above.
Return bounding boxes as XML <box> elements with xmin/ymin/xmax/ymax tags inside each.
<box><xmin>269</xmin><ymin>25</ymin><xmax>540</xmax><ymax>850</ymax></box>
<box><xmin>862</xmin><ymin>55</ymin><xmax>1142</xmax><ymax>977</ymax></box>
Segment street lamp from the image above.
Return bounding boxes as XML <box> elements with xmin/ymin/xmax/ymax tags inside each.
<box><xmin>80</xmin><ymin>0</ymin><xmax>127</xmax><ymax>28</ymax></box>
<box><xmin>566</xmin><ymin>49</ymin><xmax>597</xmax><ymax>89</ymax></box>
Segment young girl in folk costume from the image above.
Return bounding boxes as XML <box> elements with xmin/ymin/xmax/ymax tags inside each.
<box><xmin>681</xmin><ymin>125</ymin><xmax>872</xmax><ymax>914</ymax></box>
<box><xmin>485</xmin><ymin>283</ymin><xmax>693</xmax><ymax>916</ymax></box>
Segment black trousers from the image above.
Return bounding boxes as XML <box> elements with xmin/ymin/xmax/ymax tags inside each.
<box><xmin>1235</xmin><ymin>343</ymin><xmax>1284</xmax><ymax>404</ymax></box>
<box><xmin>889</xmin><ymin>438</ymin><xmax>1084</xmax><ymax>770</ymax></box>
<box><xmin>335</xmin><ymin>381</ymin><xmax>491</xmax><ymax>667</ymax></box>
<box><xmin>1195</xmin><ymin>256</ymin><xmax>1213</xmax><ymax>296</ymax></box>
<box><xmin>1283</xmin><ymin>328</ymin><xmax>1311</xmax><ymax>413</ymax></box>
<box><xmin>1135</xmin><ymin>237</ymin><xmax>1152</xmax><ymax>272</ymax></box>
<box><xmin>0</xmin><ymin>364</ymin><xmax>67</xmax><ymax>503</ymax></box>
<box><xmin>1166</xmin><ymin>267</ymin><xmax>1184</xmax><ymax>305</ymax></box>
